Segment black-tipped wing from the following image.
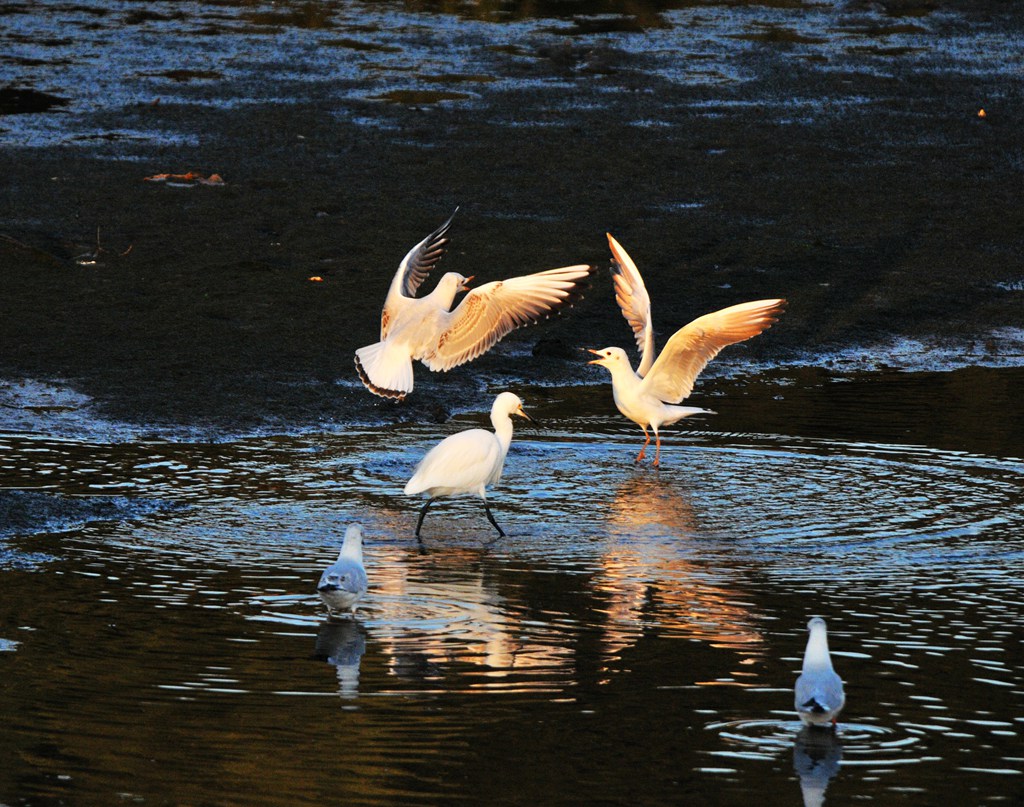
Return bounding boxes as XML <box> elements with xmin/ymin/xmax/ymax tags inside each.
<box><xmin>381</xmin><ymin>208</ymin><xmax>458</xmax><ymax>338</ymax></box>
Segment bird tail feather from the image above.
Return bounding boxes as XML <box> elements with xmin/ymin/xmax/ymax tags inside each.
<box><xmin>661</xmin><ymin>405</ymin><xmax>716</xmax><ymax>426</ymax></box>
<box><xmin>355</xmin><ymin>341</ymin><xmax>413</xmax><ymax>400</ymax></box>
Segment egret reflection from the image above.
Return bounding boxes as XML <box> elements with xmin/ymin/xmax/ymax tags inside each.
<box><xmin>367</xmin><ymin>546</ymin><xmax>574</xmax><ymax>688</ymax></box>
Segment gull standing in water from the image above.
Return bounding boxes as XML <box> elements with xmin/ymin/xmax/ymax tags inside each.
<box><xmin>355</xmin><ymin>210</ymin><xmax>596</xmax><ymax>400</ymax></box>
<box><xmin>587</xmin><ymin>234</ymin><xmax>785</xmax><ymax>466</ymax></box>
<box><xmin>404</xmin><ymin>392</ymin><xmax>531</xmax><ymax>537</ymax></box>
<box><xmin>794</xmin><ymin>617</ymin><xmax>846</xmax><ymax>727</ymax></box>
<box><xmin>317</xmin><ymin>524</ymin><xmax>369</xmax><ymax>617</ymax></box>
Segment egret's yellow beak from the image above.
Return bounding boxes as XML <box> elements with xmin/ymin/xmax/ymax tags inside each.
<box><xmin>515</xmin><ymin>406</ymin><xmax>534</xmax><ymax>422</ymax></box>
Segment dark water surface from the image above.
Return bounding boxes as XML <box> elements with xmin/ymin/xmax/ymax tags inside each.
<box><xmin>2</xmin><ymin>370</ymin><xmax>1024</xmax><ymax>805</ymax></box>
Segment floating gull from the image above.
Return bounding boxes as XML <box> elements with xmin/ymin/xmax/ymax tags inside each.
<box><xmin>317</xmin><ymin>523</ymin><xmax>369</xmax><ymax>617</ymax></box>
<box><xmin>355</xmin><ymin>210</ymin><xmax>596</xmax><ymax>400</ymax></box>
<box><xmin>794</xmin><ymin>617</ymin><xmax>846</xmax><ymax>727</ymax></box>
<box><xmin>404</xmin><ymin>392</ymin><xmax>531</xmax><ymax>537</ymax></box>
<box><xmin>587</xmin><ymin>234</ymin><xmax>785</xmax><ymax>466</ymax></box>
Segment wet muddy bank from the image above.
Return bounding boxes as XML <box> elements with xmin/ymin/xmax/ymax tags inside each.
<box><xmin>2</xmin><ymin>0</ymin><xmax>1023</xmax><ymax>437</ymax></box>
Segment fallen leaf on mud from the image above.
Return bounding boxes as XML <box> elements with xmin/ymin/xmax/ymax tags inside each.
<box><xmin>978</xmin><ymin>108</ymin><xmax>986</xmax><ymax>118</ymax></box>
<box><xmin>308</xmin><ymin>276</ymin><xmax>324</xmax><ymax>282</ymax></box>
<box><xmin>144</xmin><ymin>171</ymin><xmax>226</xmax><ymax>187</ymax></box>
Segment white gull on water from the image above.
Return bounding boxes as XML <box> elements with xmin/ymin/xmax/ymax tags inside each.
<box><xmin>794</xmin><ymin>617</ymin><xmax>846</xmax><ymax>727</ymax></box>
<box><xmin>588</xmin><ymin>233</ymin><xmax>785</xmax><ymax>466</ymax></box>
<box><xmin>355</xmin><ymin>210</ymin><xmax>596</xmax><ymax>400</ymax></box>
<box><xmin>317</xmin><ymin>524</ymin><xmax>369</xmax><ymax>617</ymax></box>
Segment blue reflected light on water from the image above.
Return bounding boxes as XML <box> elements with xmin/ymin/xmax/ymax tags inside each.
<box><xmin>4</xmin><ymin>1</ymin><xmax>1024</xmax><ymax>149</ymax></box>
<box><xmin>1</xmin><ymin>413</ymin><xmax>1022</xmax><ymax>805</ymax></box>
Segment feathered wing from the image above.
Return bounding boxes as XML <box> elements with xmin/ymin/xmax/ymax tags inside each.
<box><xmin>420</xmin><ymin>264</ymin><xmax>596</xmax><ymax>371</ymax></box>
<box><xmin>641</xmin><ymin>298</ymin><xmax>786</xmax><ymax>403</ymax></box>
<box><xmin>380</xmin><ymin>208</ymin><xmax>458</xmax><ymax>338</ymax></box>
<box><xmin>319</xmin><ymin>559</ymin><xmax>367</xmax><ymax>595</ymax></box>
<box><xmin>404</xmin><ymin>429</ymin><xmax>502</xmax><ymax>496</ymax></box>
<box><xmin>795</xmin><ymin>669</ymin><xmax>845</xmax><ymax>715</ymax></box>
<box><xmin>607</xmin><ymin>234</ymin><xmax>655</xmax><ymax>377</ymax></box>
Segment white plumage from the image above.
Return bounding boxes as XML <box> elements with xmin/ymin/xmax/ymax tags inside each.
<box><xmin>794</xmin><ymin>617</ymin><xmax>846</xmax><ymax>727</ymax></box>
<box><xmin>355</xmin><ymin>210</ymin><xmax>596</xmax><ymax>399</ymax></box>
<box><xmin>588</xmin><ymin>234</ymin><xmax>786</xmax><ymax>466</ymax></box>
<box><xmin>404</xmin><ymin>392</ymin><xmax>531</xmax><ymax>537</ymax></box>
<box><xmin>317</xmin><ymin>524</ymin><xmax>369</xmax><ymax>617</ymax></box>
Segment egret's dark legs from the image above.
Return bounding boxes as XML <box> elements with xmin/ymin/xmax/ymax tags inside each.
<box><xmin>482</xmin><ymin>501</ymin><xmax>506</xmax><ymax>538</ymax></box>
<box><xmin>415</xmin><ymin>498</ymin><xmax>435</xmax><ymax>537</ymax></box>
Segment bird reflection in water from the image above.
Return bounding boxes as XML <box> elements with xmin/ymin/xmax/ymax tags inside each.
<box><xmin>793</xmin><ymin>727</ymin><xmax>842</xmax><ymax>807</ymax></box>
<box><xmin>595</xmin><ymin>474</ymin><xmax>764</xmax><ymax>667</ymax></box>
<box><xmin>367</xmin><ymin>546</ymin><xmax>573</xmax><ymax>687</ymax></box>
<box><xmin>314</xmin><ymin>618</ymin><xmax>368</xmax><ymax>700</ymax></box>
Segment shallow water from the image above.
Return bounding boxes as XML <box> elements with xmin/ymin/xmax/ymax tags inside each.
<box><xmin>2</xmin><ymin>371</ymin><xmax>1023</xmax><ymax>805</ymax></box>
<box><xmin>5</xmin><ymin>0</ymin><xmax>1024</xmax><ymax>151</ymax></box>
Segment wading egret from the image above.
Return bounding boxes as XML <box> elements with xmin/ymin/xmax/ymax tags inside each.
<box><xmin>404</xmin><ymin>392</ymin><xmax>531</xmax><ymax>537</ymax></box>
<box><xmin>355</xmin><ymin>210</ymin><xmax>596</xmax><ymax>400</ymax></box>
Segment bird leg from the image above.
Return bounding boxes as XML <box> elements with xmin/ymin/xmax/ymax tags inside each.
<box><xmin>414</xmin><ymin>498</ymin><xmax>435</xmax><ymax>537</ymax></box>
<box><xmin>635</xmin><ymin>428</ymin><xmax>651</xmax><ymax>463</ymax></box>
<box><xmin>652</xmin><ymin>432</ymin><xmax>662</xmax><ymax>467</ymax></box>
<box><xmin>482</xmin><ymin>501</ymin><xmax>506</xmax><ymax>538</ymax></box>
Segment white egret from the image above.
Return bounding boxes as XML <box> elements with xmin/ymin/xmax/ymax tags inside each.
<box><xmin>404</xmin><ymin>392</ymin><xmax>531</xmax><ymax>537</ymax></box>
<box><xmin>794</xmin><ymin>617</ymin><xmax>846</xmax><ymax>727</ymax></box>
<box><xmin>355</xmin><ymin>210</ymin><xmax>596</xmax><ymax>400</ymax></box>
<box><xmin>317</xmin><ymin>523</ymin><xmax>369</xmax><ymax>617</ymax></box>
<box><xmin>588</xmin><ymin>234</ymin><xmax>785</xmax><ymax>466</ymax></box>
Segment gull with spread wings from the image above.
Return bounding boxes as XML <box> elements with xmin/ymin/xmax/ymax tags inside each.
<box><xmin>588</xmin><ymin>234</ymin><xmax>786</xmax><ymax>466</ymax></box>
<box><xmin>355</xmin><ymin>210</ymin><xmax>596</xmax><ymax>400</ymax></box>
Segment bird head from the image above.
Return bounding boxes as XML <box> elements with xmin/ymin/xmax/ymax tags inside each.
<box><xmin>340</xmin><ymin>523</ymin><xmax>363</xmax><ymax>558</ymax></box>
<box><xmin>494</xmin><ymin>391</ymin><xmax>533</xmax><ymax>422</ymax></box>
<box><xmin>586</xmin><ymin>347</ymin><xmax>629</xmax><ymax>370</ymax></box>
<box><xmin>456</xmin><ymin>273</ymin><xmax>474</xmax><ymax>293</ymax></box>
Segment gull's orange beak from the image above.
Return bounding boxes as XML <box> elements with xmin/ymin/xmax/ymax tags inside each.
<box><xmin>460</xmin><ymin>275</ymin><xmax>474</xmax><ymax>292</ymax></box>
<box><xmin>586</xmin><ymin>349</ymin><xmax>604</xmax><ymax>365</ymax></box>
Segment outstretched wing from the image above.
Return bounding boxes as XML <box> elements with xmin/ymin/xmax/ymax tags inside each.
<box><xmin>607</xmin><ymin>233</ymin><xmax>656</xmax><ymax>377</ymax></box>
<box><xmin>380</xmin><ymin>208</ymin><xmax>458</xmax><ymax>338</ymax></box>
<box><xmin>641</xmin><ymin>299</ymin><xmax>786</xmax><ymax>403</ymax></box>
<box><xmin>421</xmin><ymin>264</ymin><xmax>596</xmax><ymax>371</ymax></box>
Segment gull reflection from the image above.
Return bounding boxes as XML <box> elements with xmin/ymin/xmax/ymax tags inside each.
<box><xmin>314</xmin><ymin>618</ymin><xmax>367</xmax><ymax>700</ymax></box>
<box><xmin>793</xmin><ymin>727</ymin><xmax>842</xmax><ymax>807</ymax></box>
<box><xmin>606</xmin><ymin>474</ymin><xmax>700</xmax><ymax>535</ymax></box>
<box><xmin>595</xmin><ymin>474</ymin><xmax>764</xmax><ymax>666</ymax></box>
